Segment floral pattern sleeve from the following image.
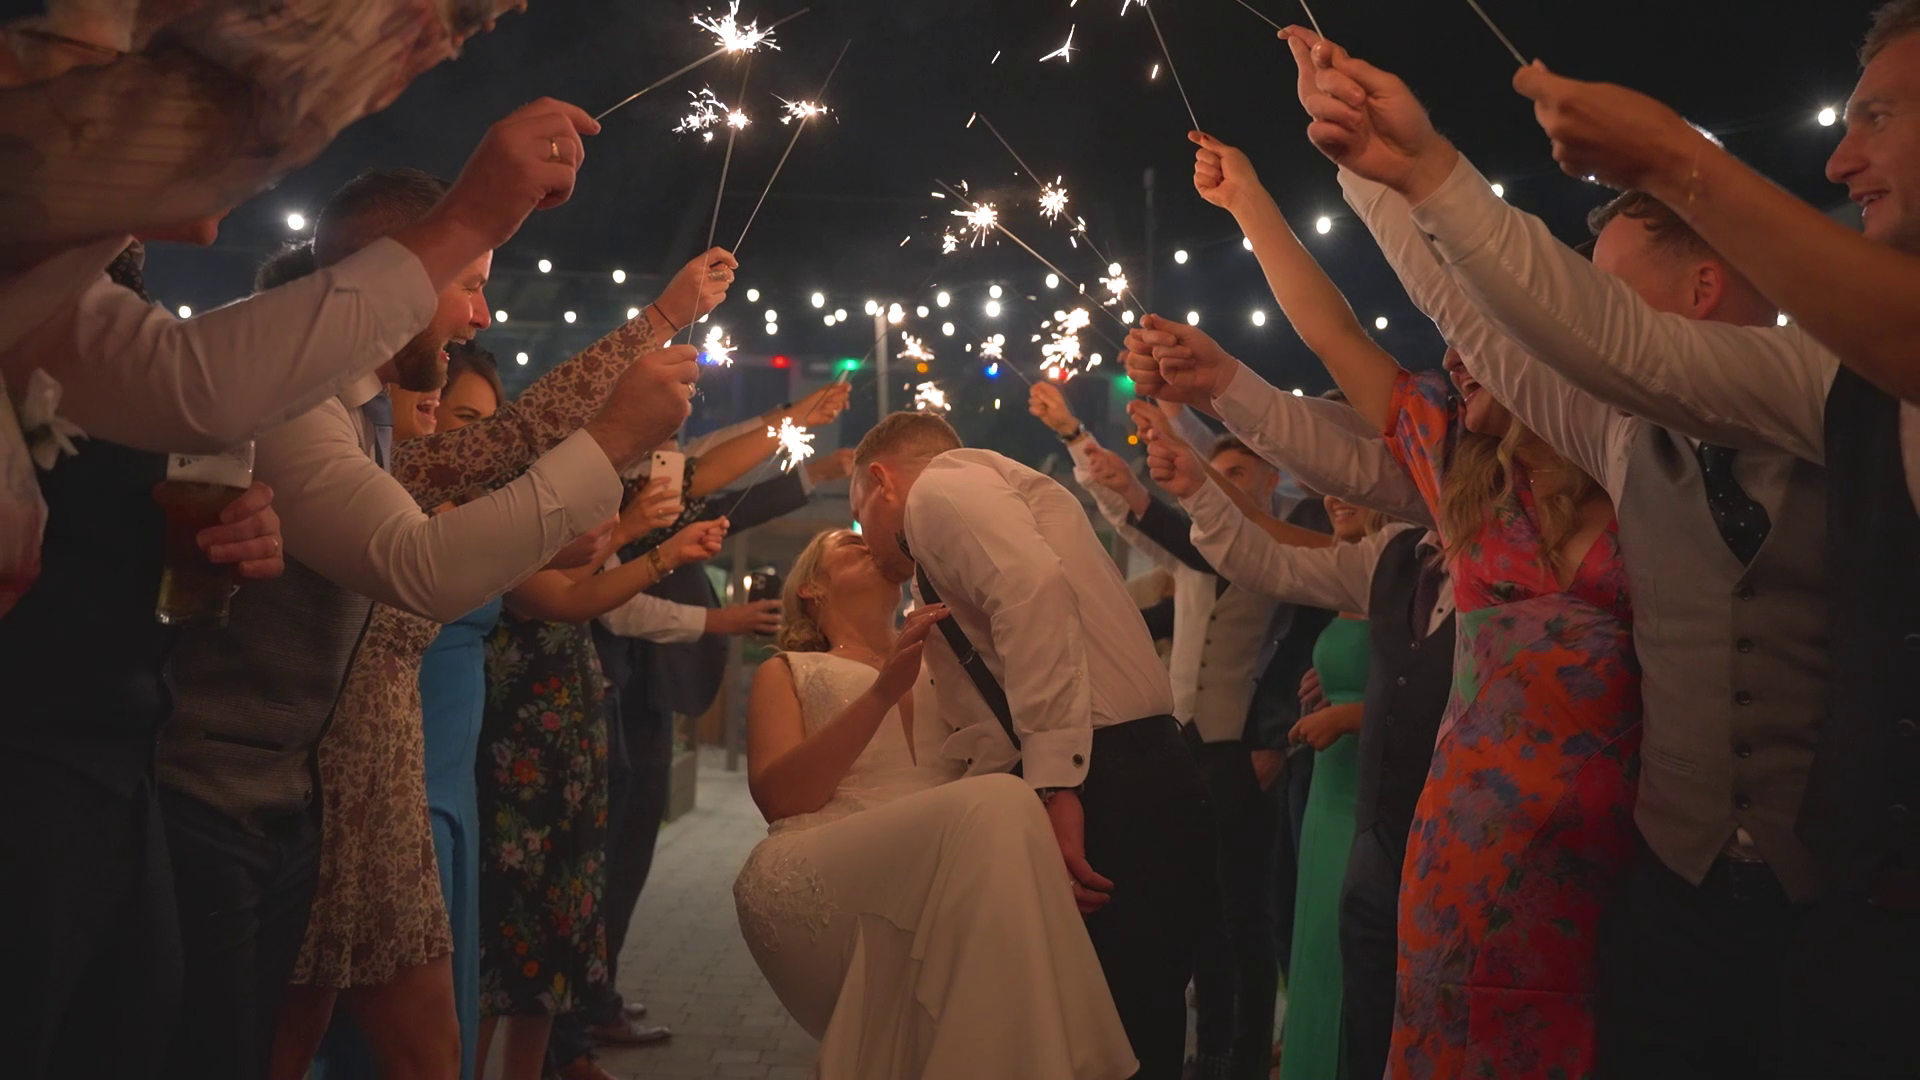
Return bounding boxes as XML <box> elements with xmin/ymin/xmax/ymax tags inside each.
<box><xmin>389</xmin><ymin>313</ymin><xmax>661</xmax><ymax>508</ymax></box>
<box><xmin>1382</xmin><ymin>368</ymin><xmax>1460</xmax><ymax>535</ymax></box>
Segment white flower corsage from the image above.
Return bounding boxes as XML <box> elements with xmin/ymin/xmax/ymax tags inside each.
<box><xmin>15</xmin><ymin>369</ymin><xmax>86</xmax><ymax>471</ymax></box>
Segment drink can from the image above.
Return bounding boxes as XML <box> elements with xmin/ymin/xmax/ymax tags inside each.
<box><xmin>154</xmin><ymin>442</ymin><xmax>255</xmax><ymax>626</ymax></box>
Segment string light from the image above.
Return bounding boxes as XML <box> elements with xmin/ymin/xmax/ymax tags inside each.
<box><xmin>563</xmin><ymin>310</ymin><xmax>577</xmax><ymax>323</ymax></box>
<box><xmin>285</xmin><ymin>212</ymin><xmax>306</xmax><ymax>231</ymax></box>
<box><xmin>746</xmin><ymin>288</ymin><xmax>761</xmax><ymax>302</ymax></box>
<box><xmin>1242</xmin><ymin>236</ymin><xmax>1253</xmax><ymax>250</ymax></box>
<box><xmin>1490</xmin><ymin>182</ymin><xmax>1506</xmax><ymax>198</ymax></box>
<box><xmin>515</xmin><ymin>352</ymin><xmax>530</xmax><ymax>365</ymax></box>
<box><xmin>611</xmin><ymin>269</ymin><xmax>627</xmax><ymax>284</ymax></box>
<box><xmin>1174</xmin><ymin>249</ymin><xmax>1189</xmax><ymax>264</ymax></box>
<box><xmin>1251</xmin><ymin>310</ymin><xmax>1266</xmax><ymax>326</ymax></box>
<box><xmin>1374</xmin><ymin>315</ymin><xmax>1390</xmax><ymax>330</ymax></box>
<box><xmin>1818</xmin><ymin>106</ymin><xmax>1838</xmax><ymax>127</ymax></box>
<box><xmin>989</xmin><ymin>284</ymin><xmax>1004</xmax><ymax>299</ymax></box>
<box><xmin>941</xmin><ymin>321</ymin><xmax>956</xmax><ymax>336</ymax></box>
<box><xmin>810</xmin><ymin>291</ymin><xmax>825</xmax><ymax>308</ymax></box>
<box><xmin>538</xmin><ymin>259</ymin><xmax>553</xmax><ymax>273</ymax></box>
<box><xmin>765</xmin><ymin>322</ymin><xmax>778</xmax><ymax>334</ymax></box>
<box><xmin>1314</xmin><ymin>216</ymin><xmax>1333</xmax><ymax>235</ymax></box>
<box><xmin>628</xmin><ymin>307</ymin><xmax>642</xmax><ymax>319</ymax></box>
<box><xmin>936</xmin><ymin>290</ymin><xmax>951</xmax><ymax>307</ymax></box>
<box><xmin>1045</xmin><ymin>273</ymin><xmax>1060</xmax><ymax>289</ymax></box>
<box><xmin>916</xmin><ymin>305</ymin><xmax>931</xmax><ymax>318</ymax></box>
<box><xmin>177</xmin><ymin>305</ymin><xmax>192</xmax><ymax>318</ymax></box>
<box><xmin>863</xmin><ymin>299</ymin><xmax>879</xmax><ymax>316</ymax></box>
<box><xmin>833</xmin><ymin>308</ymin><xmax>847</xmax><ymax>321</ymax></box>
<box><xmin>1186</xmin><ymin>310</ymin><xmax>1201</xmax><ymax>325</ymax></box>
<box><xmin>985</xmin><ymin>300</ymin><xmax>1002</xmax><ymax>318</ymax></box>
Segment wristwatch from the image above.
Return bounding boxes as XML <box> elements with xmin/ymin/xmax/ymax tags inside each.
<box><xmin>1056</xmin><ymin>424</ymin><xmax>1086</xmax><ymax>444</ymax></box>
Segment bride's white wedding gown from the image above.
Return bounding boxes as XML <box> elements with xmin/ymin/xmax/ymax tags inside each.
<box><xmin>733</xmin><ymin>651</ymin><xmax>1137</xmax><ymax>1080</ymax></box>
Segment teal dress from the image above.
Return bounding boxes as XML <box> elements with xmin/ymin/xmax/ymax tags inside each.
<box><xmin>1279</xmin><ymin>615</ymin><xmax>1372</xmax><ymax>1080</ymax></box>
<box><xmin>422</xmin><ymin>598</ymin><xmax>503</xmax><ymax>1079</ymax></box>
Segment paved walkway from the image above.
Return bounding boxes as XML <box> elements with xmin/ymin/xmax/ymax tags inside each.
<box><xmin>594</xmin><ymin>749</ymin><xmax>815</xmax><ymax>1080</ymax></box>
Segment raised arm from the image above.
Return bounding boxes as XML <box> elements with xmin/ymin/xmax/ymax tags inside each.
<box><xmin>685</xmin><ymin>381</ymin><xmax>851</xmax><ymax>497</ymax></box>
<box><xmin>1291</xmin><ymin>26</ymin><xmax>1834</xmax><ymax>463</ymax></box>
<box><xmin>746</xmin><ymin>606</ymin><xmax>949</xmax><ymax>822</ymax></box>
<box><xmin>1516</xmin><ymin>63</ymin><xmax>1920</xmax><ymax>405</ymax></box>
<box><xmin>1337</xmin><ymin>168</ymin><xmax>1632</xmax><ymax>498</ymax></box>
<box><xmin>392</xmin><ymin>249</ymin><xmax>735</xmax><ymax>508</ymax></box>
<box><xmin>504</xmin><ymin>519</ymin><xmax>726</xmax><ymax>624</ymax></box>
<box><xmin>1137</xmin><ymin>406</ymin><xmax>1338</xmax><ymax>553</ymax></box>
<box><xmin>1190</xmin><ymin>130</ymin><xmax>1404</xmax><ymax>428</ymax></box>
<box><xmin>1182</xmin><ymin>475</ymin><xmax>1397</xmax><ymax>611</ymax></box>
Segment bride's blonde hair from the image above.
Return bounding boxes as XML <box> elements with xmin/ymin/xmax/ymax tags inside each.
<box><xmin>775</xmin><ymin>529</ymin><xmax>840</xmax><ymax>653</ymax></box>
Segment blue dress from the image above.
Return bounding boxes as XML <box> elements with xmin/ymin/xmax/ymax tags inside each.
<box><xmin>422</xmin><ymin>598</ymin><xmax>503</xmax><ymax>1080</ymax></box>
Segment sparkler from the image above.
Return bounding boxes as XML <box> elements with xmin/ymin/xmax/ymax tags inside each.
<box><xmin>699</xmin><ymin>325</ymin><xmax>736</xmax><ymax>367</ymax></box>
<box><xmin>1229</xmin><ymin>0</ymin><xmax>1320</xmax><ymax>38</ymax></box>
<box><xmin>594</xmin><ymin>6</ymin><xmax>807</xmax><ymax>122</ymax></box>
<box><xmin>692</xmin><ymin>56</ymin><xmax>756</xmax><ymax>342</ymax></box>
<box><xmin>900</xmin><ymin>333</ymin><xmax>935</xmax><ymax>364</ymax></box>
<box><xmin>951</xmin><ymin>201</ymin><xmax>999</xmax><ymax>247</ymax></box>
<box><xmin>768</xmin><ymin>417</ymin><xmax>816</xmax><ymax>471</ymax></box>
<box><xmin>913</xmin><ymin>382</ymin><xmax>950</xmax><ymax>412</ymax></box>
<box><xmin>932</xmin><ymin>179</ymin><xmax>1131</xmax><ymax>335</ymax></box>
<box><xmin>1461</xmin><ymin>0</ymin><xmax>1527</xmax><ymax>66</ymax></box>
<box><xmin>941</xmin><ymin>231</ymin><xmax>960</xmax><ymax>255</ymax></box>
<box><xmin>1041</xmin><ymin>308</ymin><xmax>1094</xmax><ymax>381</ymax></box>
<box><xmin>979</xmin><ymin>333</ymin><xmax>1005</xmax><ymax>361</ymax></box>
<box><xmin>1039</xmin><ymin>179</ymin><xmax>1070</xmax><ymax>223</ymax></box>
<box><xmin>732</xmin><ymin>39</ymin><xmax>852</xmax><ymax>257</ymax></box>
<box><xmin>693</xmin><ymin>1</ymin><xmax>781</xmax><ymax>54</ymax></box>
<box><xmin>673</xmin><ymin>88</ymin><xmax>728</xmax><ymax>135</ymax></box>
<box><xmin>1040</xmin><ymin>24</ymin><xmax>1077</xmax><ymax>62</ymax></box>
<box><xmin>1129</xmin><ymin>0</ymin><xmax>1200</xmax><ymax>130</ymax></box>
<box><xmin>1100</xmin><ymin>269</ymin><xmax>1129</xmax><ymax>306</ymax></box>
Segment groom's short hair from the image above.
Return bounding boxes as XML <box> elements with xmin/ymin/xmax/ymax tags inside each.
<box><xmin>854</xmin><ymin>411</ymin><xmax>962</xmax><ymax>466</ymax></box>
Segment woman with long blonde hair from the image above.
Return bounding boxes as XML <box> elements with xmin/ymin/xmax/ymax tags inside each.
<box><xmin>1129</xmin><ymin>134</ymin><xmax>1640</xmax><ymax>1079</ymax></box>
<box><xmin>732</xmin><ymin>527</ymin><xmax>1138</xmax><ymax>1080</ymax></box>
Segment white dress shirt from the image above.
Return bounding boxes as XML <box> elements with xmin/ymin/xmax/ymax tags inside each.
<box><xmin>596</xmin><ymin>553</ymin><xmax>709</xmax><ymax>642</ymax></box>
<box><xmin>1181</xmin><ymin>478</ymin><xmax>1455</xmax><ymax>634</ymax></box>
<box><xmin>0</xmin><ymin>236</ymin><xmax>435</xmax><ymax>454</ymax></box>
<box><xmin>262</xmin><ymin>375</ymin><xmax>621</xmax><ymax>624</ymax></box>
<box><xmin>1209</xmin><ymin>367</ymin><xmax>1433</xmax><ymax>527</ymax></box>
<box><xmin>905</xmin><ymin>448</ymin><xmax>1175</xmax><ymax>790</ymax></box>
<box><xmin>1404</xmin><ymin>154</ymin><xmax>1920</xmax><ymax>513</ymax></box>
<box><xmin>1065</xmin><ymin>435</ymin><xmax>1278</xmax><ymax>740</ymax></box>
<box><xmin>1336</xmin><ymin>167</ymin><xmax>1798</xmax><ymax>512</ymax></box>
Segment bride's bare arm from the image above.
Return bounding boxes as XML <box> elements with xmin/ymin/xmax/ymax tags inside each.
<box><xmin>745</xmin><ymin>606</ymin><xmax>949</xmax><ymax>823</ymax></box>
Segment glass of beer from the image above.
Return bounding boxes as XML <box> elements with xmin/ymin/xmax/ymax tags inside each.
<box><xmin>154</xmin><ymin>442</ymin><xmax>255</xmax><ymax>626</ymax></box>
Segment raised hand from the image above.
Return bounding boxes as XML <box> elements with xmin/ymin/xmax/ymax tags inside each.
<box><xmin>804</xmin><ymin>447</ymin><xmax>857</xmax><ymax>485</ymax></box>
<box><xmin>1138</xmin><ymin>406</ymin><xmax>1206</xmax><ymax>499</ymax></box>
<box><xmin>786</xmin><ymin>381</ymin><xmax>853</xmax><ymax>427</ymax></box>
<box><xmin>1512</xmin><ymin>62</ymin><xmax>1704</xmax><ymax>194</ymax></box>
<box><xmin>1126</xmin><ymin>314</ymin><xmax>1246</xmax><ymax>405</ymax></box>
<box><xmin>1190</xmin><ymin>131</ymin><xmax>1267</xmax><ymax>213</ymax></box>
<box><xmin>709</xmin><ymin>598</ymin><xmax>783</xmax><ymax>636</ymax></box>
<box><xmin>197</xmin><ymin>481</ymin><xmax>284</xmax><ymax>580</ymax></box>
<box><xmin>1028</xmin><ymin>381</ymin><xmax>1081</xmax><ymax>437</ymax></box>
<box><xmin>1083</xmin><ymin>445</ymin><xmax>1141</xmax><ymax>499</ymax></box>
<box><xmin>664</xmin><ymin>517</ymin><xmax>729</xmax><ymax>568</ymax></box>
<box><xmin>869</xmin><ymin>604</ymin><xmax>950</xmax><ymax>707</ymax></box>
<box><xmin>619</xmin><ymin>472</ymin><xmax>684</xmax><ymax>541</ymax></box>
<box><xmin>1284</xmin><ymin>27</ymin><xmax>1456</xmax><ymax>202</ymax></box>
<box><xmin>653</xmin><ymin>247</ymin><xmax>739</xmax><ymax>331</ymax></box>
<box><xmin>585</xmin><ymin>343</ymin><xmax>701</xmax><ymax>471</ymax></box>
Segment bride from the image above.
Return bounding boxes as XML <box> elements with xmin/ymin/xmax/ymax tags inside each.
<box><xmin>734</xmin><ymin>527</ymin><xmax>1138</xmax><ymax>1080</ymax></box>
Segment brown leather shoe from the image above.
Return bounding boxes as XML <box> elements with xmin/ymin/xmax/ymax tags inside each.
<box><xmin>590</xmin><ymin>1019</ymin><xmax>673</xmax><ymax>1046</ymax></box>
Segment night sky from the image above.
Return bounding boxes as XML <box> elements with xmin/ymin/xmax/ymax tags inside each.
<box><xmin>146</xmin><ymin>0</ymin><xmax>1880</xmax><ymax>458</ymax></box>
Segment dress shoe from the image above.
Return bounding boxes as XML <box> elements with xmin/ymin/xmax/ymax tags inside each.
<box><xmin>590</xmin><ymin>1019</ymin><xmax>672</xmax><ymax>1046</ymax></box>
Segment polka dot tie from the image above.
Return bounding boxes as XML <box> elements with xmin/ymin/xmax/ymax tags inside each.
<box><xmin>1696</xmin><ymin>442</ymin><xmax>1772</xmax><ymax>565</ymax></box>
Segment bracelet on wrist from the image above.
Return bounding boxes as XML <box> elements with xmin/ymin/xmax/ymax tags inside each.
<box><xmin>648</xmin><ymin>302</ymin><xmax>681</xmax><ymax>333</ymax></box>
<box><xmin>647</xmin><ymin>546</ymin><xmax>668</xmax><ymax>575</ymax></box>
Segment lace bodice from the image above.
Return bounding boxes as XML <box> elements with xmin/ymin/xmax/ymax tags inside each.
<box><xmin>768</xmin><ymin>652</ymin><xmax>962</xmax><ymax>835</ymax></box>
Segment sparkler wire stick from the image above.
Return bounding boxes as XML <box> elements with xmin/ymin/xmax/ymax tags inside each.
<box><xmin>1227</xmin><ymin>0</ymin><xmax>1319</xmax><ymax>38</ymax></box>
<box><xmin>1462</xmin><ymin>0</ymin><xmax>1527</xmax><ymax>66</ymax></box>
<box><xmin>593</xmin><ymin>7</ymin><xmax>809</xmax><ymax>122</ymax></box>
<box><xmin>684</xmin><ymin>59</ymin><xmax>752</xmax><ymax>345</ymax></box>
<box><xmin>932</xmin><ymin>180</ymin><xmax>1131</xmax><ymax>335</ymax></box>
<box><xmin>1142</xmin><ymin>1</ymin><xmax>1201</xmax><ymax>130</ymax></box>
<box><xmin>732</xmin><ymin>39</ymin><xmax>853</xmax><ymax>256</ymax></box>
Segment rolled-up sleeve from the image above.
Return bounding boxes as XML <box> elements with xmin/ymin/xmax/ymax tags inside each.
<box><xmin>32</xmin><ymin>238</ymin><xmax>435</xmax><ymax>455</ymax></box>
<box><xmin>265</xmin><ymin>408</ymin><xmax>621</xmax><ymax>623</ymax></box>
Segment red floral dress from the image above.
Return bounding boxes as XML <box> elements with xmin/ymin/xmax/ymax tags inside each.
<box><xmin>1384</xmin><ymin>371</ymin><xmax>1642</xmax><ymax>1079</ymax></box>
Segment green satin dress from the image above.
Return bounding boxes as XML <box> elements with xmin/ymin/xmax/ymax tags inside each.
<box><xmin>1279</xmin><ymin>615</ymin><xmax>1372</xmax><ymax>1080</ymax></box>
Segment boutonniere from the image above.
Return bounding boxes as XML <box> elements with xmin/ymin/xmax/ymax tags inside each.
<box><xmin>15</xmin><ymin>369</ymin><xmax>86</xmax><ymax>471</ymax></box>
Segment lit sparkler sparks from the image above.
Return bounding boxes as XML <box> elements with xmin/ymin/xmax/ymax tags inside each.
<box><xmin>1040</xmin><ymin>24</ymin><xmax>1076</xmax><ymax>62</ymax></box>
<box><xmin>777</xmin><ymin>96</ymin><xmax>828</xmax><ymax>124</ymax></box>
<box><xmin>700</xmin><ymin>325</ymin><xmax>736</xmax><ymax>366</ymax></box>
<box><xmin>727</xmin><ymin>107</ymin><xmax>751</xmax><ymax>130</ymax></box>
<box><xmin>1041</xmin><ymin>308</ymin><xmax>1093</xmax><ymax>381</ymax></box>
<box><xmin>950</xmin><ymin>201</ymin><xmax>998</xmax><ymax>247</ymax></box>
<box><xmin>768</xmin><ymin>417</ymin><xmax>815</xmax><ymax>471</ymax></box>
<box><xmin>900</xmin><ymin>333</ymin><xmax>935</xmax><ymax>364</ymax></box>
<box><xmin>941</xmin><ymin>230</ymin><xmax>960</xmax><ymax>255</ymax></box>
<box><xmin>693</xmin><ymin>1</ymin><xmax>780</xmax><ymax>54</ymax></box>
<box><xmin>1039</xmin><ymin>178</ymin><xmax>1070</xmax><ymax>223</ymax></box>
<box><xmin>979</xmin><ymin>333</ymin><xmax>1006</xmax><ymax>361</ymax></box>
<box><xmin>675</xmin><ymin>88</ymin><xmax>728</xmax><ymax>135</ymax></box>
<box><xmin>1100</xmin><ymin>269</ymin><xmax>1129</xmax><ymax>306</ymax></box>
<box><xmin>913</xmin><ymin>381</ymin><xmax>950</xmax><ymax>412</ymax></box>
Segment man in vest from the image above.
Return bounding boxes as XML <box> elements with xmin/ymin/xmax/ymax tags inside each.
<box><xmin>1284</xmin><ymin>19</ymin><xmax>1918</xmax><ymax>1078</ymax></box>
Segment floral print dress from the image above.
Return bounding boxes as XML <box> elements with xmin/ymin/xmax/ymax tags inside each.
<box><xmin>1383</xmin><ymin>370</ymin><xmax>1642</xmax><ymax>1080</ymax></box>
<box><xmin>477</xmin><ymin>614</ymin><xmax>611</xmax><ymax>1016</ymax></box>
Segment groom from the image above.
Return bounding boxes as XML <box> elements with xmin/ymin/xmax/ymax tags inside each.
<box><xmin>850</xmin><ymin>411</ymin><xmax>1214</xmax><ymax>1079</ymax></box>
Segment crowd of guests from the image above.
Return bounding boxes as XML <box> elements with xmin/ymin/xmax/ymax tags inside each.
<box><xmin>6</xmin><ymin>1</ymin><xmax>1920</xmax><ymax>1079</ymax></box>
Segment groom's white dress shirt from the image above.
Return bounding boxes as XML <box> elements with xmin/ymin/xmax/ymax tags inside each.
<box><xmin>904</xmin><ymin>448</ymin><xmax>1174</xmax><ymax>792</ymax></box>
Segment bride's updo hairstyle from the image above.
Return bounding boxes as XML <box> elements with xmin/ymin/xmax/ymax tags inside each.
<box><xmin>776</xmin><ymin>529</ymin><xmax>838</xmax><ymax>653</ymax></box>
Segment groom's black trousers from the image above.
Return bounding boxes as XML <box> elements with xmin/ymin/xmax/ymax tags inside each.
<box><xmin>1075</xmin><ymin>715</ymin><xmax>1216</xmax><ymax>1080</ymax></box>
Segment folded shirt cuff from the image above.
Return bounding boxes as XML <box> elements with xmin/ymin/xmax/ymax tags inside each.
<box><xmin>532</xmin><ymin>429</ymin><xmax>623</xmax><ymax>534</ymax></box>
<box><xmin>1020</xmin><ymin>727</ymin><xmax>1096</xmax><ymax>791</ymax></box>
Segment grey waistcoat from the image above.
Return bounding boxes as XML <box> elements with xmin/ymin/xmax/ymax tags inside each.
<box><xmin>157</xmin><ymin>557</ymin><xmax>373</xmax><ymax>833</ymax></box>
<box><xmin>1616</xmin><ymin>426</ymin><xmax>1828</xmax><ymax>901</ymax></box>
